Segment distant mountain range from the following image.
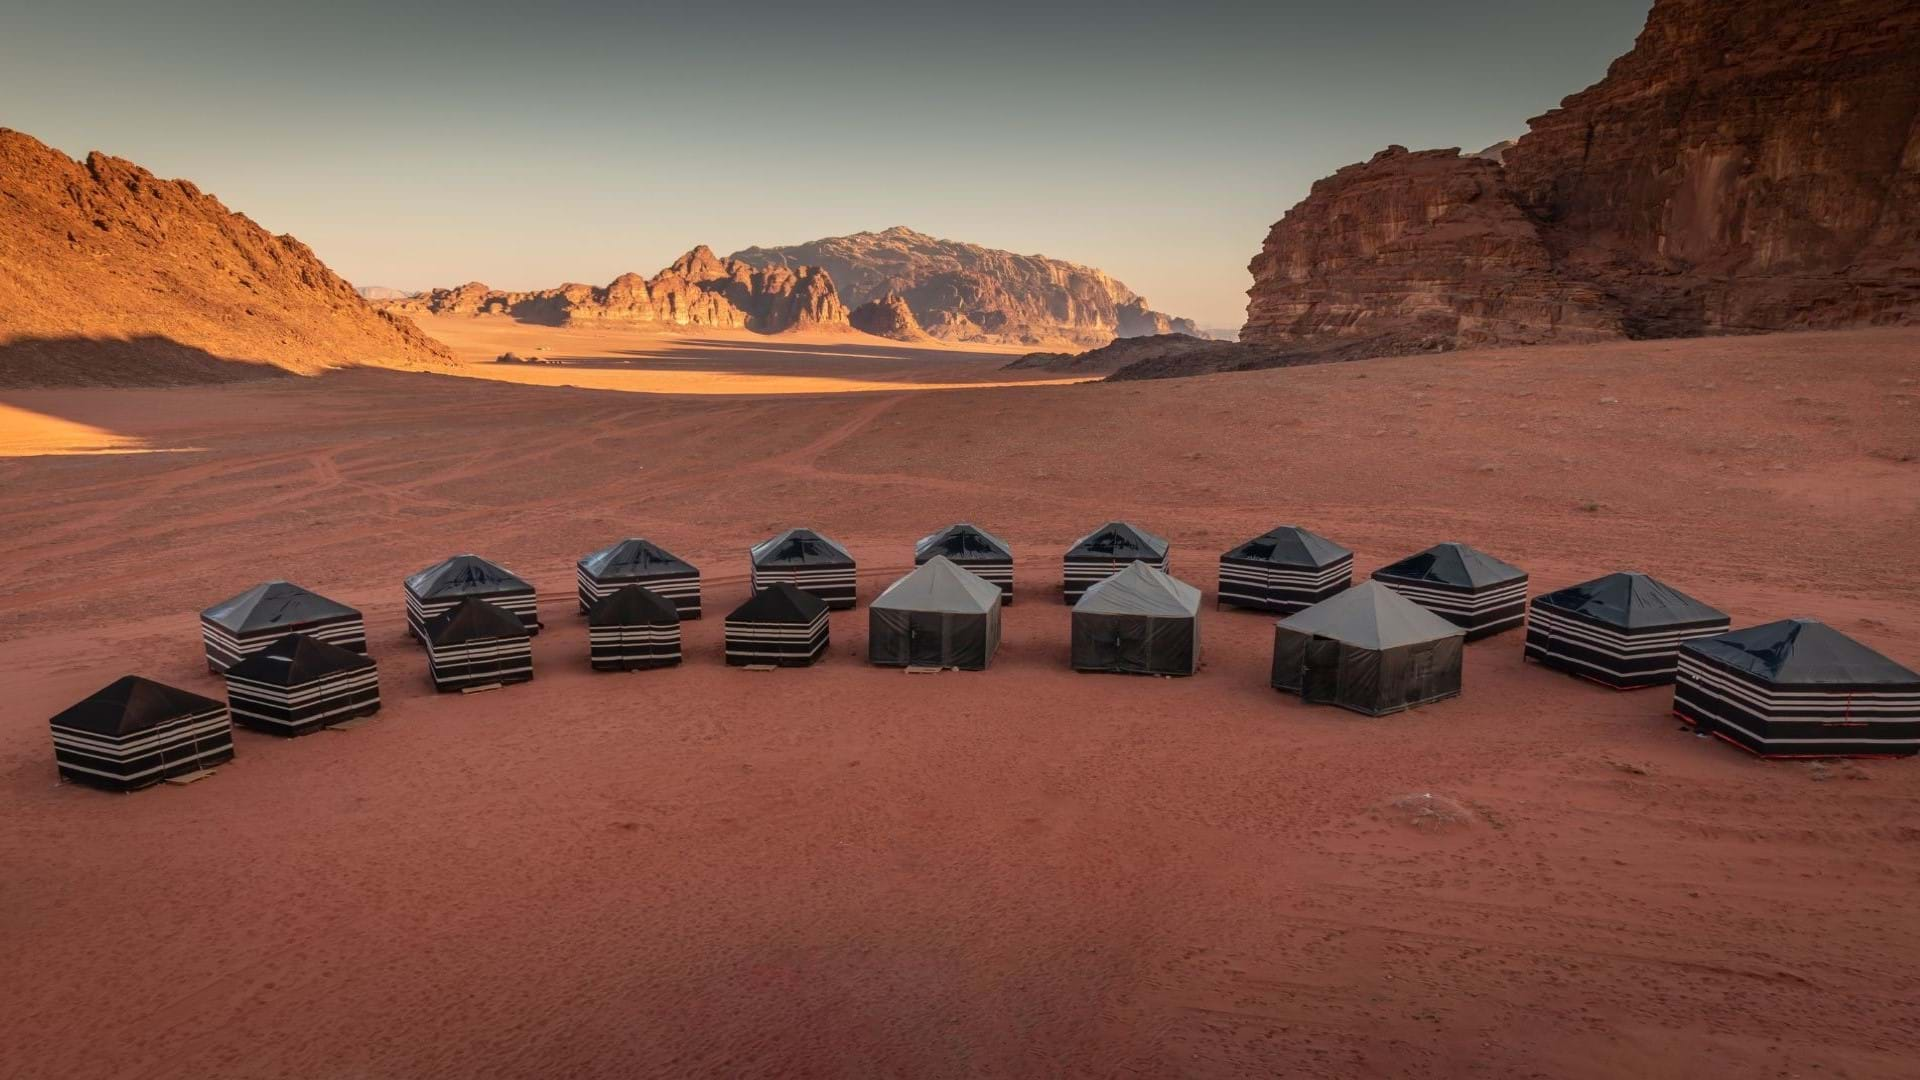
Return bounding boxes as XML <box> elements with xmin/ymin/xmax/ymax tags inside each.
<box><xmin>732</xmin><ymin>226</ymin><xmax>1197</xmax><ymax>346</ymax></box>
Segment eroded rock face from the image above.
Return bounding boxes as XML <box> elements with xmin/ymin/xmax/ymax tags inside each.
<box><xmin>848</xmin><ymin>292</ymin><xmax>928</xmax><ymax>341</ymax></box>
<box><xmin>0</xmin><ymin>128</ymin><xmax>454</xmax><ymax>386</ymax></box>
<box><xmin>1243</xmin><ymin>0</ymin><xmax>1920</xmax><ymax>350</ymax></box>
<box><xmin>387</xmin><ymin>245</ymin><xmax>851</xmax><ymax>334</ymax></box>
<box><xmin>731</xmin><ymin>226</ymin><xmax>1195</xmax><ymax>346</ymax></box>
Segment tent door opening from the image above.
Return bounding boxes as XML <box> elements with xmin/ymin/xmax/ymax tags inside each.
<box><xmin>908</xmin><ymin>614</ymin><xmax>945</xmax><ymax>667</ymax></box>
<box><xmin>1303</xmin><ymin>636</ymin><xmax>1341</xmax><ymax>703</ymax></box>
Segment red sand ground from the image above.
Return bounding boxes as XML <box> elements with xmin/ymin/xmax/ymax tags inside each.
<box><xmin>2</xmin><ymin>327</ymin><xmax>1918</xmax><ymax>1078</ymax></box>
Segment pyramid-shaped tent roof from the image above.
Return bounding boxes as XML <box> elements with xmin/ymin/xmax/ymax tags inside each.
<box><xmin>872</xmin><ymin>556</ymin><xmax>1002</xmax><ymax>615</ymax></box>
<box><xmin>589</xmin><ymin>584</ymin><xmax>681</xmax><ymax>627</ymax></box>
<box><xmin>1534</xmin><ymin>571</ymin><xmax>1725</xmax><ymax>630</ymax></box>
<box><xmin>405</xmin><ymin>555</ymin><xmax>531</xmax><ymax>600</ymax></box>
<box><xmin>1278</xmin><ymin>581</ymin><xmax>1465</xmax><ymax>651</ymax></box>
<box><xmin>425</xmin><ymin>597</ymin><xmax>529</xmax><ymax>646</ymax></box>
<box><xmin>1223</xmin><ymin>525</ymin><xmax>1350</xmax><ymax>568</ymax></box>
<box><xmin>1683</xmin><ymin>619</ymin><xmax>1920</xmax><ymax>688</ymax></box>
<box><xmin>224</xmin><ymin>633</ymin><xmax>375</xmax><ymax>686</ymax></box>
<box><xmin>1074</xmin><ymin>561</ymin><xmax>1201</xmax><ymax>617</ymax></box>
<box><xmin>49</xmin><ymin>676</ymin><xmax>225</xmax><ymax>737</ymax></box>
<box><xmin>915</xmin><ymin>523</ymin><xmax>1012</xmax><ymax>561</ymax></box>
<box><xmin>578</xmin><ymin>538</ymin><xmax>696</xmax><ymax>579</ymax></box>
<box><xmin>1375</xmin><ymin>542</ymin><xmax>1525</xmax><ymax>588</ymax></box>
<box><xmin>728</xmin><ymin>581</ymin><xmax>830</xmax><ymax>623</ymax></box>
<box><xmin>750</xmin><ymin>528</ymin><xmax>851</xmax><ymax>567</ymax></box>
<box><xmin>201</xmin><ymin>581</ymin><xmax>358</xmax><ymax>633</ymax></box>
<box><xmin>1067</xmin><ymin>521</ymin><xmax>1169</xmax><ymax>560</ymax></box>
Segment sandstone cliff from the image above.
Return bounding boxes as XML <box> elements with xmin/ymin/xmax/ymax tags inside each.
<box><xmin>731</xmin><ymin>226</ymin><xmax>1198</xmax><ymax>346</ymax></box>
<box><xmin>388</xmin><ymin>246</ymin><xmax>851</xmax><ymax>334</ymax></box>
<box><xmin>0</xmin><ymin>129</ymin><xmax>455</xmax><ymax>387</ymax></box>
<box><xmin>1243</xmin><ymin>0</ymin><xmax>1920</xmax><ymax>352</ymax></box>
<box><xmin>848</xmin><ymin>292</ymin><xmax>928</xmax><ymax>341</ymax></box>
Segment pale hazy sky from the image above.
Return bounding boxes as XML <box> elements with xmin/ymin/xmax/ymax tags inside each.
<box><xmin>1</xmin><ymin>1</ymin><xmax>1651</xmax><ymax>328</ymax></box>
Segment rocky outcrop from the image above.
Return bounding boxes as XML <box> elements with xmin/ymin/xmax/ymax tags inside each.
<box><xmin>730</xmin><ymin>226</ymin><xmax>1195</xmax><ymax>346</ymax></box>
<box><xmin>848</xmin><ymin>292</ymin><xmax>928</xmax><ymax>341</ymax></box>
<box><xmin>1006</xmin><ymin>333</ymin><xmax>1221</xmax><ymax>375</ymax></box>
<box><xmin>0</xmin><ymin>128</ymin><xmax>454</xmax><ymax>386</ymax></box>
<box><xmin>1242</xmin><ymin>146</ymin><xmax>1627</xmax><ymax>352</ymax></box>
<box><xmin>1005</xmin><ymin>333</ymin><xmax>1390</xmax><ymax>383</ymax></box>
<box><xmin>1244</xmin><ymin>0</ymin><xmax>1920</xmax><ymax>351</ymax></box>
<box><xmin>388</xmin><ymin>245</ymin><xmax>851</xmax><ymax>334</ymax></box>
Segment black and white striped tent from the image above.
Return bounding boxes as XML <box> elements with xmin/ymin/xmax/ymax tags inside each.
<box><xmin>223</xmin><ymin>633</ymin><xmax>381</xmax><ymax>736</ymax></box>
<box><xmin>49</xmin><ymin>676</ymin><xmax>234</xmax><ymax>791</ymax></box>
<box><xmin>200</xmin><ymin>580</ymin><xmax>365</xmax><ymax>672</ymax></box>
<box><xmin>1218</xmin><ymin>525</ymin><xmax>1353</xmax><ymax>614</ymax></box>
<box><xmin>724</xmin><ymin>582</ymin><xmax>830</xmax><ymax>667</ymax></box>
<box><xmin>588</xmin><ymin>585</ymin><xmax>683</xmax><ymax>671</ymax></box>
<box><xmin>1071</xmin><ymin>561</ymin><xmax>1202</xmax><ymax>676</ymax></box>
<box><xmin>405</xmin><ymin>554</ymin><xmax>539</xmax><ymax>642</ymax></box>
<box><xmin>869</xmin><ymin>556</ymin><xmax>1004</xmax><ymax>670</ymax></box>
<box><xmin>1062</xmin><ymin>521</ymin><xmax>1170</xmax><ymax>605</ymax></box>
<box><xmin>1371</xmin><ymin>542</ymin><xmax>1528</xmax><ymax>640</ymax></box>
<box><xmin>423</xmin><ymin>597</ymin><xmax>534</xmax><ymax>692</ymax></box>
<box><xmin>577</xmin><ymin>538</ymin><xmax>701</xmax><ymax>619</ymax></box>
<box><xmin>1676</xmin><ymin>619</ymin><xmax>1920</xmax><ymax>758</ymax></box>
<box><xmin>1523</xmin><ymin>572</ymin><xmax>1729</xmax><ymax>689</ymax></box>
<box><xmin>749</xmin><ymin>529</ymin><xmax>856</xmax><ymax>609</ymax></box>
<box><xmin>915</xmin><ymin>523</ymin><xmax>1014</xmax><ymax>604</ymax></box>
<box><xmin>1271</xmin><ymin>581</ymin><xmax>1466</xmax><ymax>716</ymax></box>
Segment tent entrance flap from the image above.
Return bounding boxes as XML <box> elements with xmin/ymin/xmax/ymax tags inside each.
<box><xmin>1303</xmin><ymin>635</ymin><xmax>1341</xmax><ymax>703</ymax></box>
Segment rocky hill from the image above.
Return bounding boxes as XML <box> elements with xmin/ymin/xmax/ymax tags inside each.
<box><xmin>848</xmin><ymin>292</ymin><xmax>927</xmax><ymax>341</ymax></box>
<box><xmin>1243</xmin><ymin>0</ymin><xmax>1920</xmax><ymax>354</ymax></box>
<box><xmin>0</xmin><ymin>128</ymin><xmax>454</xmax><ymax>387</ymax></box>
<box><xmin>385</xmin><ymin>246</ymin><xmax>851</xmax><ymax>334</ymax></box>
<box><xmin>731</xmin><ymin>226</ymin><xmax>1197</xmax><ymax>346</ymax></box>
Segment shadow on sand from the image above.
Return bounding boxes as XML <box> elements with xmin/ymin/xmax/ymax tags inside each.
<box><xmin>0</xmin><ymin>335</ymin><xmax>290</xmax><ymax>390</ymax></box>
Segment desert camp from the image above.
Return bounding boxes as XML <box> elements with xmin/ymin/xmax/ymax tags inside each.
<box><xmin>1523</xmin><ymin>571</ymin><xmax>1730</xmax><ymax>689</ymax></box>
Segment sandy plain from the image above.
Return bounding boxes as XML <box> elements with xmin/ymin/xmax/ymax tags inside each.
<box><xmin>1</xmin><ymin>325</ymin><xmax>1918</xmax><ymax>1078</ymax></box>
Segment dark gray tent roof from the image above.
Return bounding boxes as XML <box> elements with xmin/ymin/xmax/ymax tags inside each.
<box><xmin>915</xmin><ymin>523</ymin><xmax>1012</xmax><ymax>561</ymax></box>
<box><xmin>1067</xmin><ymin>521</ymin><xmax>1169</xmax><ymax>560</ymax></box>
<box><xmin>728</xmin><ymin>581</ymin><xmax>829</xmax><ymax>623</ymax></box>
<box><xmin>1223</xmin><ymin>525</ymin><xmax>1350</xmax><ymax>568</ymax></box>
<box><xmin>224</xmin><ymin>633</ymin><xmax>374</xmax><ymax>685</ymax></box>
<box><xmin>589</xmin><ymin>584</ymin><xmax>680</xmax><ymax>627</ymax></box>
<box><xmin>1534</xmin><ymin>572</ymin><xmax>1725</xmax><ymax>630</ymax></box>
<box><xmin>578</xmin><ymin>538</ymin><xmax>696</xmax><ymax>579</ymax></box>
<box><xmin>50</xmin><ymin>676</ymin><xmax>224</xmax><ymax>736</ymax></box>
<box><xmin>1073</xmin><ymin>561</ymin><xmax>1201</xmax><ymax>617</ymax></box>
<box><xmin>872</xmin><ymin>556</ymin><xmax>1002</xmax><ymax>615</ymax></box>
<box><xmin>425</xmin><ymin>597</ymin><xmax>528</xmax><ymax>645</ymax></box>
<box><xmin>405</xmin><ymin>555</ymin><xmax>532</xmax><ymax>600</ymax></box>
<box><xmin>750</xmin><ymin>528</ymin><xmax>852</xmax><ymax>567</ymax></box>
<box><xmin>1277</xmin><ymin>581</ymin><xmax>1465</xmax><ymax>650</ymax></box>
<box><xmin>1683</xmin><ymin>619</ymin><xmax>1920</xmax><ymax>687</ymax></box>
<box><xmin>1375</xmin><ymin>542</ymin><xmax>1525</xmax><ymax>588</ymax></box>
<box><xmin>201</xmin><ymin>581</ymin><xmax>358</xmax><ymax>633</ymax></box>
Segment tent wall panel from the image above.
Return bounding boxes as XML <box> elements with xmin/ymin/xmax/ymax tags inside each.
<box><xmin>724</xmin><ymin>612</ymin><xmax>830</xmax><ymax>666</ymax></box>
<box><xmin>1063</xmin><ymin>555</ymin><xmax>1169</xmax><ymax>605</ymax></box>
<box><xmin>202</xmin><ymin>612</ymin><xmax>366</xmax><ymax>672</ymax></box>
<box><xmin>1218</xmin><ymin>555</ymin><xmax>1352</xmax><ymax>614</ymax></box>
<box><xmin>226</xmin><ymin>666</ymin><xmax>380</xmax><ymax>736</ymax></box>
<box><xmin>750</xmin><ymin>565</ymin><xmax>857</xmax><ymax>609</ymax></box>
<box><xmin>426</xmin><ymin>637</ymin><xmax>534</xmax><ymax>692</ymax></box>
<box><xmin>408</xmin><ymin>590</ymin><xmax>538</xmax><ymax>642</ymax></box>
<box><xmin>1524</xmin><ymin>605</ymin><xmax>1728</xmax><ymax>688</ymax></box>
<box><xmin>1372</xmin><ymin>576</ymin><xmax>1528</xmax><ymax>639</ymax></box>
<box><xmin>578</xmin><ymin>568</ymin><xmax>701</xmax><ymax>618</ymax></box>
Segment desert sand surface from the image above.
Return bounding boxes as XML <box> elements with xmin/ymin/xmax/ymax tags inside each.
<box><xmin>2</xmin><ymin>327</ymin><xmax>1919</xmax><ymax>1078</ymax></box>
<box><xmin>413</xmin><ymin>314</ymin><xmax>1085</xmax><ymax>394</ymax></box>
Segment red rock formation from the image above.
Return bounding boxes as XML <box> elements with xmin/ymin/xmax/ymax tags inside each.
<box><xmin>0</xmin><ymin>128</ymin><xmax>454</xmax><ymax>386</ymax></box>
<box><xmin>1243</xmin><ymin>147</ymin><xmax>1626</xmax><ymax>350</ymax></box>
<box><xmin>1244</xmin><ymin>0</ymin><xmax>1920</xmax><ymax>350</ymax></box>
<box><xmin>731</xmin><ymin>226</ymin><xmax>1195</xmax><ymax>346</ymax></box>
<box><xmin>390</xmin><ymin>245</ymin><xmax>850</xmax><ymax>334</ymax></box>
<box><xmin>848</xmin><ymin>292</ymin><xmax>928</xmax><ymax>341</ymax></box>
